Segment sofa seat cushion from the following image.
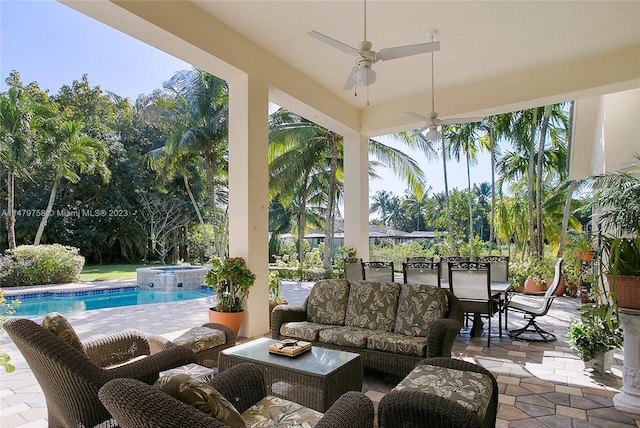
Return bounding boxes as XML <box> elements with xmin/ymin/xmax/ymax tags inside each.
<box><xmin>394</xmin><ymin>285</ymin><xmax>448</xmax><ymax>337</ymax></box>
<box><xmin>242</xmin><ymin>394</ymin><xmax>323</xmax><ymax>427</ymax></box>
<box><xmin>318</xmin><ymin>326</ymin><xmax>375</xmax><ymax>348</ymax></box>
<box><xmin>367</xmin><ymin>332</ymin><xmax>429</xmax><ymax>357</ymax></box>
<box><xmin>344</xmin><ymin>281</ymin><xmax>401</xmax><ymax>332</ymax></box>
<box><xmin>306</xmin><ymin>279</ymin><xmax>350</xmax><ymax>325</ymax></box>
<box><xmin>280</xmin><ymin>322</ymin><xmax>340</xmax><ymax>342</ymax></box>
<box><xmin>394</xmin><ymin>363</ymin><xmax>494</xmax><ymax>421</ymax></box>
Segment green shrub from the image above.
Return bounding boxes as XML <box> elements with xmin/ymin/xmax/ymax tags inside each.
<box><xmin>0</xmin><ymin>245</ymin><xmax>84</xmax><ymax>287</ymax></box>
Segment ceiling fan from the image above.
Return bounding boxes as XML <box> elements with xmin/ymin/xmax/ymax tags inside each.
<box><xmin>405</xmin><ymin>29</ymin><xmax>483</xmax><ymax>141</ymax></box>
<box><xmin>307</xmin><ymin>0</ymin><xmax>440</xmax><ymax>91</ymax></box>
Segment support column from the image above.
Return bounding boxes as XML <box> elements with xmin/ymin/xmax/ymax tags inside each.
<box><xmin>228</xmin><ymin>73</ymin><xmax>269</xmax><ymax>338</ymax></box>
<box><xmin>614</xmin><ymin>311</ymin><xmax>640</xmax><ymax>414</ymax></box>
<box><xmin>343</xmin><ymin>133</ymin><xmax>369</xmax><ymax>261</ymax></box>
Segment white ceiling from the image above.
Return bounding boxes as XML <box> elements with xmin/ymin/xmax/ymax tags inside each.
<box><xmin>192</xmin><ymin>0</ymin><xmax>640</xmax><ymax>111</ymax></box>
<box><xmin>63</xmin><ymin>0</ymin><xmax>640</xmax><ymax>136</ymax></box>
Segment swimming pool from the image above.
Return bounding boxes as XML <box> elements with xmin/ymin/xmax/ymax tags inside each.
<box><xmin>7</xmin><ymin>287</ymin><xmax>214</xmax><ymax>318</ymax></box>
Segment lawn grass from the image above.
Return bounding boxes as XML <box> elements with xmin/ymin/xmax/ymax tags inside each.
<box><xmin>80</xmin><ymin>264</ymin><xmax>154</xmax><ymax>282</ymax></box>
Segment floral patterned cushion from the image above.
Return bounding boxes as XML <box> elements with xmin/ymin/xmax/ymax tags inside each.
<box><xmin>279</xmin><ymin>322</ymin><xmax>340</xmax><ymax>341</ymax></box>
<box><xmin>173</xmin><ymin>326</ymin><xmax>227</xmax><ymax>353</ymax></box>
<box><xmin>394</xmin><ymin>364</ymin><xmax>493</xmax><ymax>421</ymax></box>
<box><xmin>344</xmin><ymin>281</ymin><xmax>401</xmax><ymax>331</ymax></box>
<box><xmin>242</xmin><ymin>394</ymin><xmax>322</xmax><ymax>428</ymax></box>
<box><xmin>306</xmin><ymin>279</ymin><xmax>350</xmax><ymax>325</ymax></box>
<box><xmin>154</xmin><ymin>374</ymin><xmax>245</xmax><ymax>428</ymax></box>
<box><xmin>394</xmin><ymin>285</ymin><xmax>448</xmax><ymax>337</ymax></box>
<box><xmin>367</xmin><ymin>332</ymin><xmax>428</xmax><ymax>356</ymax></box>
<box><xmin>41</xmin><ymin>312</ymin><xmax>85</xmax><ymax>354</ymax></box>
<box><xmin>318</xmin><ymin>326</ymin><xmax>373</xmax><ymax>348</ymax></box>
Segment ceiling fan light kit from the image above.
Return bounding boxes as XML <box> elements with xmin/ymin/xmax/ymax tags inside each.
<box><xmin>307</xmin><ymin>0</ymin><xmax>439</xmax><ymax>94</ymax></box>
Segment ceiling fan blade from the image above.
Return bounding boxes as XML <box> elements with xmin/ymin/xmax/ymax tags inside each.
<box><xmin>343</xmin><ymin>67</ymin><xmax>356</xmax><ymax>90</ymax></box>
<box><xmin>405</xmin><ymin>111</ymin><xmax>433</xmax><ymax>124</ymax></box>
<box><xmin>440</xmin><ymin>116</ymin><xmax>484</xmax><ymax>125</ymax></box>
<box><xmin>411</xmin><ymin>126</ymin><xmax>429</xmax><ymax>137</ymax></box>
<box><xmin>379</xmin><ymin>41</ymin><xmax>440</xmax><ymax>61</ymax></box>
<box><xmin>307</xmin><ymin>31</ymin><xmax>358</xmax><ymax>56</ymax></box>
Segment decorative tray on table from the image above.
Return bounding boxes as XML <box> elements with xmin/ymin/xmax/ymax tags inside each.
<box><xmin>268</xmin><ymin>339</ymin><xmax>312</xmax><ymax>357</ymax></box>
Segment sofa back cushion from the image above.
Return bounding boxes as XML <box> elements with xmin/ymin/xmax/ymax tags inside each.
<box><xmin>345</xmin><ymin>281</ymin><xmax>401</xmax><ymax>331</ymax></box>
<box><xmin>394</xmin><ymin>284</ymin><xmax>448</xmax><ymax>337</ymax></box>
<box><xmin>306</xmin><ymin>279</ymin><xmax>350</xmax><ymax>325</ymax></box>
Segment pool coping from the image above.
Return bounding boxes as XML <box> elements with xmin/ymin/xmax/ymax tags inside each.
<box><xmin>2</xmin><ymin>279</ymin><xmax>138</xmax><ymax>297</ymax></box>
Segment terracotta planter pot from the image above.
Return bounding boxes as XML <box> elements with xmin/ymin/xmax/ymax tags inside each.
<box><xmin>607</xmin><ymin>274</ymin><xmax>640</xmax><ymax>310</ymax></box>
<box><xmin>523</xmin><ymin>275</ymin><xmax>546</xmax><ymax>295</ymax></box>
<box><xmin>575</xmin><ymin>251</ymin><xmax>595</xmax><ymax>262</ymax></box>
<box><xmin>208</xmin><ymin>308</ymin><xmax>244</xmax><ymax>336</ymax></box>
<box><xmin>548</xmin><ymin>278</ymin><xmax>566</xmax><ymax>297</ymax></box>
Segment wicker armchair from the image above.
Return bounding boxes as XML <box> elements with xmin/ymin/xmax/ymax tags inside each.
<box><xmin>98</xmin><ymin>362</ymin><xmax>374</xmax><ymax>428</ymax></box>
<box><xmin>4</xmin><ymin>317</ymin><xmax>197</xmax><ymax>428</ymax></box>
<box><xmin>377</xmin><ymin>357</ymin><xmax>498</xmax><ymax>428</ymax></box>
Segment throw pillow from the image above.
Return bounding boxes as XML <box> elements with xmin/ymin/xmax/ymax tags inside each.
<box><xmin>154</xmin><ymin>374</ymin><xmax>245</xmax><ymax>428</ymax></box>
<box><xmin>41</xmin><ymin>312</ymin><xmax>85</xmax><ymax>354</ymax></box>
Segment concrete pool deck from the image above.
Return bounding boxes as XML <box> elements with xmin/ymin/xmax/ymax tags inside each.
<box><xmin>1</xmin><ymin>280</ymin><xmax>639</xmax><ymax>427</ymax></box>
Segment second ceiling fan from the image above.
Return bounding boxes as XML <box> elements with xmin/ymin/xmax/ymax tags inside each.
<box><xmin>406</xmin><ymin>29</ymin><xmax>483</xmax><ymax>141</ymax></box>
<box><xmin>308</xmin><ymin>0</ymin><xmax>440</xmax><ymax>90</ymax></box>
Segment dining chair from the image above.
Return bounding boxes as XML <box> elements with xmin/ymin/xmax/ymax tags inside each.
<box><xmin>447</xmin><ymin>261</ymin><xmax>501</xmax><ymax>347</ymax></box>
<box><xmin>477</xmin><ymin>255</ymin><xmax>509</xmax><ymax>281</ymax></box>
<box><xmin>403</xmin><ymin>261</ymin><xmax>440</xmax><ymax>287</ymax></box>
<box><xmin>363</xmin><ymin>261</ymin><xmax>395</xmax><ymax>282</ymax></box>
<box><xmin>507</xmin><ymin>258</ymin><xmax>563</xmax><ymax>342</ymax></box>
<box><xmin>406</xmin><ymin>256</ymin><xmax>434</xmax><ymax>263</ymax></box>
<box><xmin>477</xmin><ymin>255</ymin><xmax>510</xmax><ymax>328</ymax></box>
<box><xmin>439</xmin><ymin>256</ymin><xmax>470</xmax><ymax>282</ymax></box>
<box><xmin>344</xmin><ymin>257</ymin><xmax>365</xmax><ymax>281</ymax></box>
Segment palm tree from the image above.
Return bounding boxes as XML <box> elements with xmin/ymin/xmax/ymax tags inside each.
<box><xmin>34</xmin><ymin>120</ymin><xmax>110</xmax><ymax>245</ymax></box>
<box><xmin>370</xmin><ymin>190</ymin><xmax>394</xmax><ymax>225</ymax></box>
<box><xmin>156</xmin><ymin>69</ymin><xmax>229</xmax><ymax>256</ymax></box>
<box><xmin>0</xmin><ymin>82</ymin><xmax>33</xmax><ymax>249</ymax></box>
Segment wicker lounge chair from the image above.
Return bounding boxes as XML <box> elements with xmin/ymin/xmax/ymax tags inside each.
<box><xmin>98</xmin><ymin>362</ymin><xmax>374</xmax><ymax>428</ymax></box>
<box><xmin>4</xmin><ymin>316</ymin><xmax>197</xmax><ymax>428</ymax></box>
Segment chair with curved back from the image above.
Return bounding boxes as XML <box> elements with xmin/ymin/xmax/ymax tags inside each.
<box><xmin>448</xmin><ymin>260</ymin><xmax>501</xmax><ymax>347</ymax></box>
<box><xmin>4</xmin><ymin>315</ymin><xmax>197</xmax><ymax>428</ymax></box>
<box><xmin>363</xmin><ymin>261</ymin><xmax>395</xmax><ymax>282</ymax></box>
<box><xmin>507</xmin><ymin>257</ymin><xmax>563</xmax><ymax>342</ymax></box>
<box><xmin>344</xmin><ymin>257</ymin><xmax>365</xmax><ymax>281</ymax></box>
<box><xmin>403</xmin><ymin>261</ymin><xmax>440</xmax><ymax>287</ymax></box>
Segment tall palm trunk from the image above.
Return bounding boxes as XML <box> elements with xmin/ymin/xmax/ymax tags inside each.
<box><xmin>465</xmin><ymin>140</ymin><xmax>473</xmax><ymax>256</ymax></box>
<box><xmin>204</xmin><ymin>152</ymin><xmax>222</xmax><ymax>256</ymax></box>
<box><xmin>183</xmin><ymin>173</ymin><xmax>211</xmax><ymax>251</ymax></box>
<box><xmin>489</xmin><ymin>127</ymin><xmax>496</xmax><ymax>255</ymax></box>
<box><xmin>34</xmin><ymin>176</ymin><xmax>61</xmax><ymax>245</ymax></box>
<box><xmin>298</xmin><ymin>170</ymin><xmax>310</xmax><ymax>265</ymax></box>
<box><xmin>535</xmin><ymin>106</ymin><xmax>551</xmax><ymax>257</ymax></box>
<box><xmin>323</xmin><ymin>134</ymin><xmax>338</xmax><ymax>277</ymax></box>
<box><xmin>6</xmin><ymin>168</ymin><xmax>16</xmax><ymax>249</ymax></box>
<box><xmin>558</xmin><ymin>101</ymin><xmax>576</xmax><ymax>256</ymax></box>
<box><xmin>527</xmin><ymin>110</ymin><xmax>538</xmax><ymax>259</ymax></box>
<box><xmin>441</xmin><ymin>130</ymin><xmax>457</xmax><ymax>255</ymax></box>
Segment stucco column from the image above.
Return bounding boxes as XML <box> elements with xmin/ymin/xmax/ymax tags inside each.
<box><xmin>228</xmin><ymin>73</ymin><xmax>269</xmax><ymax>338</ymax></box>
<box><xmin>343</xmin><ymin>133</ymin><xmax>369</xmax><ymax>261</ymax></box>
<box><xmin>614</xmin><ymin>311</ymin><xmax>640</xmax><ymax>414</ymax></box>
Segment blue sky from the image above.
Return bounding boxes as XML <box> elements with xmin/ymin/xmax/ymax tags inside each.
<box><xmin>1</xmin><ymin>0</ymin><xmax>491</xmax><ymax>201</ymax></box>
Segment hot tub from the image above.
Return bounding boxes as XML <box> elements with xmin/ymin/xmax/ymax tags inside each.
<box><xmin>136</xmin><ymin>266</ymin><xmax>210</xmax><ymax>291</ymax></box>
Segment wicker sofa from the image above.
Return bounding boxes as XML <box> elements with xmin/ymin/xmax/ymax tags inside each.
<box><xmin>271</xmin><ymin>279</ymin><xmax>464</xmax><ymax>378</ymax></box>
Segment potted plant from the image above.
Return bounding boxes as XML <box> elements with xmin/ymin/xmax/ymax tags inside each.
<box><xmin>587</xmin><ymin>156</ymin><xmax>640</xmax><ymax>310</ymax></box>
<box><xmin>204</xmin><ymin>256</ymin><xmax>256</xmax><ymax>335</ymax></box>
<box><xmin>567</xmin><ymin>303</ymin><xmax>623</xmax><ymax>374</ymax></box>
<box><xmin>268</xmin><ymin>270</ymin><xmax>288</xmax><ymax>327</ymax></box>
<box><xmin>522</xmin><ymin>258</ymin><xmax>553</xmax><ymax>295</ymax></box>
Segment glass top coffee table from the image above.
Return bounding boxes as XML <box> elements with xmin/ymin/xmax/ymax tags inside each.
<box><xmin>219</xmin><ymin>337</ymin><xmax>363</xmax><ymax>412</ymax></box>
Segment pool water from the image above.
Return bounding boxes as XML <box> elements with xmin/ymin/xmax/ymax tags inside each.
<box><xmin>8</xmin><ymin>287</ymin><xmax>214</xmax><ymax>318</ymax></box>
